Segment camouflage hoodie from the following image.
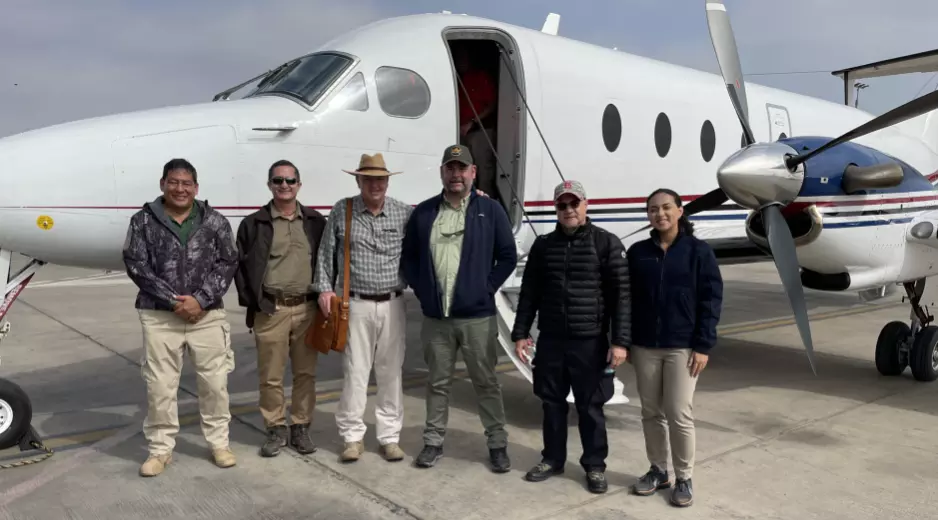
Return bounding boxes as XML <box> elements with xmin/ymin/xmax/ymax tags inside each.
<box><xmin>122</xmin><ymin>197</ymin><xmax>238</xmax><ymax>312</ymax></box>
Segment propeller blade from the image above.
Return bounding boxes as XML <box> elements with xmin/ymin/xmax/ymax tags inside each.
<box><xmin>787</xmin><ymin>89</ymin><xmax>938</xmax><ymax>169</ymax></box>
<box><xmin>620</xmin><ymin>188</ymin><xmax>728</xmax><ymax>240</ymax></box>
<box><xmin>683</xmin><ymin>187</ymin><xmax>729</xmax><ymax>217</ymax></box>
<box><xmin>762</xmin><ymin>204</ymin><xmax>817</xmax><ymax>375</ymax></box>
<box><xmin>622</xmin><ymin>224</ymin><xmax>651</xmax><ymax>239</ymax></box>
<box><xmin>705</xmin><ymin>0</ymin><xmax>755</xmax><ymax>146</ymax></box>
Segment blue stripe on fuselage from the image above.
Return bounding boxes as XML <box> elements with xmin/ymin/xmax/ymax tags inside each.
<box><xmin>525</xmin><ymin>215</ymin><xmax>917</xmax><ymax>228</ymax></box>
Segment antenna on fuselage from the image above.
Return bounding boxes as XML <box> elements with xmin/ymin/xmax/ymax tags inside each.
<box><xmin>541</xmin><ymin>13</ymin><xmax>560</xmax><ymax>35</ymax></box>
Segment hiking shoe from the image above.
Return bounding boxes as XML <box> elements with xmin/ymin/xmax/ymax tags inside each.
<box><xmin>489</xmin><ymin>447</ymin><xmax>511</xmax><ymax>473</ymax></box>
<box><xmin>380</xmin><ymin>443</ymin><xmax>405</xmax><ymax>462</ymax></box>
<box><xmin>586</xmin><ymin>471</ymin><xmax>608</xmax><ymax>494</ymax></box>
<box><xmin>213</xmin><ymin>447</ymin><xmax>236</xmax><ymax>468</ymax></box>
<box><xmin>415</xmin><ymin>445</ymin><xmax>443</xmax><ymax>468</ymax></box>
<box><xmin>261</xmin><ymin>426</ymin><xmax>288</xmax><ymax>457</ymax></box>
<box><xmin>632</xmin><ymin>465</ymin><xmax>671</xmax><ymax>496</ymax></box>
<box><xmin>290</xmin><ymin>423</ymin><xmax>317</xmax><ymax>455</ymax></box>
<box><xmin>524</xmin><ymin>462</ymin><xmax>564</xmax><ymax>482</ymax></box>
<box><xmin>671</xmin><ymin>478</ymin><xmax>693</xmax><ymax>507</ymax></box>
<box><xmin>340</xmin><ymin>441</ymin><xmax>364</xmax><ymax>462</ymax></box>
<box><xmin>139</xmin><ymin>453</ymin><xmax>172</xmax><ymax>477</ymax></box>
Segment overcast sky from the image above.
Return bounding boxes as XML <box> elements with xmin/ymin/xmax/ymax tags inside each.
<box><xmin>2</xmin><ymin>0</ymin><xmax>937</xmax><ymax>138</ymax></box>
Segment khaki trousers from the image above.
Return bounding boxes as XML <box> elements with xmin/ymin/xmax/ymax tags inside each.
<box><xmin>335</xmin><ymin>296</ymin><xmax>407</xmax><ymax>445</ymax></box>
<box><xmin>631</xmin><ymin>346</ymin><xmax>699</xmax><ymax>480</ymax></box>
<box><xmin>138</xmin><ymin>309</ymin><xmax>235</xmax><ymax>456</ymax></box>
<box><xmin>252</xmin><ymin>301</ymin><xmax>318</xmax><ymax>428</ymax></box>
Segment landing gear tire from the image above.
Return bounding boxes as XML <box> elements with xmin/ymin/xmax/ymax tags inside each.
<box><xmin>910</xmin><ymin>325</ymin><xmax>938</xmax><ymax>382</ymax></box>
<box><xmin>875</xmin><ymin>321</ymin><xmax>910</xmax><ymax>376</ymax></box>
<box><xmin>0</xmin><ymin>378</ymin><xmax>32</xmax><ymax>451</ymax></box>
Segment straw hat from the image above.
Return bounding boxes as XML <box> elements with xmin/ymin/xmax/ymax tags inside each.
<box><xmin>342</xmin><ymin>153</ymin><xmax>402</xmax><ymax>176</ymax></box>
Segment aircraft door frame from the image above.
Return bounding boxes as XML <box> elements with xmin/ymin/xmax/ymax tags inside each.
<box><xmin>766</xmin><ymin>103</ymin><xmax>792</xmax><ymax>141</ymax></box>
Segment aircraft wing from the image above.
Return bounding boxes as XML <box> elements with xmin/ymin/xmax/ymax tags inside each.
<box><xmin>692</xmin><ymin>222</ymin><xmax>770</xmax><ymax>265</ymax></box>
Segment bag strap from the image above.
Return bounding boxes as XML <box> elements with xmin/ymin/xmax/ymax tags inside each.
<box><xmin>342</xmin><ymin>197</ymin><xmax>353</xmax><ymax>301</ymax></box>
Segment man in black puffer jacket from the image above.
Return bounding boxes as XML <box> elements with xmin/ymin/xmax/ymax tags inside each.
<box><xmin>511</xmin><ymin>180</ymin><xmax>630</xmax><ymax>494</ymax></box>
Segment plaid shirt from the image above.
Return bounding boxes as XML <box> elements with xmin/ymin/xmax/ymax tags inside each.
<box><xmin>312</xmin><ymin>194</ymin><xmax>413</xmax><ymax>296</ymax></box>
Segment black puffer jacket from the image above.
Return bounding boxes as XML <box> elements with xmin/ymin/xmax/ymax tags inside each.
<box><xmin>511</xmin><ymin>219</ymin><xmax>631</xmax><ymax>346</ymax></box>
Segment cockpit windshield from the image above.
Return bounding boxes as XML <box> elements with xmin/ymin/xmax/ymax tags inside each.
<box><xmin>246</xmin><ymin>52</ymin><xmax>354</xmax><ymax>106</ymax></box>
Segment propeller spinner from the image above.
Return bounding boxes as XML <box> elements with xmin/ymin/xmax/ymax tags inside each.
<box><xmin>691</xmin><ymin>0</ymin><xmax>938</xmax><ymax>375</ymax></box>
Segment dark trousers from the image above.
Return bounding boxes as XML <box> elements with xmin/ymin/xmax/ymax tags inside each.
<box><xmin>532</xmin><ymin>335</ymin><xmax>614</xmax><ymax>472</ymax></box>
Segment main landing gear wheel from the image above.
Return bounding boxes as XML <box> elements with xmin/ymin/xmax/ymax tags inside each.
<box><xmin>910</xmin><ymin>325</ymin><xmax>938</xmax><ymax>382</ymax></box>
<box><xmin>875</xmin><ymin>321</ymin><xmax>910</xmax><ymax>376</ymax></box>
<box><xmin>0</xmin><ymin>377</ymin><xmax>32</xmax><ymax>451</ymax></box>
<box><xmin>883</xmin><ymin>280</ymin><xmax>938</xmax><ymax>382</ymax></box>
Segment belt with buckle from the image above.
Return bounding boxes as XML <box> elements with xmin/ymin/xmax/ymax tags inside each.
<box><xmin>350</xmin><ymin>290</ymin><xmax>403</xmax><ymax>302</ymax></box>
<box><xmin>266</xmin><ymin>293</ymin><xmax>310</xmax><ymax>307</ymax></box>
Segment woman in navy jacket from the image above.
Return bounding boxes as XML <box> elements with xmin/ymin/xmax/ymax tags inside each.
<box><xmin>625</xmin><ymin>188</ymin><xmax>723</xmax><ymax>508</ymax></box>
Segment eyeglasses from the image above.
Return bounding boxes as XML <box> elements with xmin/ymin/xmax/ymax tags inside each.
<box><xmin>271</xmin><ymin>176</ymin><xmax>298</xmax><ymax>185</ymax></box>
<box><xmin>555</xmin><ymin>200</ymin><xmax>581</xmax><ymax>211</ymax></box>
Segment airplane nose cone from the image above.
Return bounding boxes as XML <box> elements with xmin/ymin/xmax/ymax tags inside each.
<box><xmin>716</xmin><ymin>142</ymin><xmax>805</xmax><ymax>210</ymax></box>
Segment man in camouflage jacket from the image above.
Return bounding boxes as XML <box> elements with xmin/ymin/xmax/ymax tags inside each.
<box><xmin>122</xmin><ymin>158</ymin><xmax>239</xmax><ymax>477</ymax></box>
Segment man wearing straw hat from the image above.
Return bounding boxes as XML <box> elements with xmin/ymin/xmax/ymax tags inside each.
<box><xmin>312</xmin><ymin>153</ymin><xmax>413</xmax><ymax>464</ymax></box>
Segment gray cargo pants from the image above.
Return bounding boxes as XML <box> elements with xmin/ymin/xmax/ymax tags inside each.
<box><xmin>421</xmin><ymin>315</ymin><xmax>508</xmax><ymax>449</ymax></box>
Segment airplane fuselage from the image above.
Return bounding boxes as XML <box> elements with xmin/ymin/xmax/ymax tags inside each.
<box><xmin>1</xmin><ymin>13</ymin><xmax>937</xmax><ymax>294</ymax></box>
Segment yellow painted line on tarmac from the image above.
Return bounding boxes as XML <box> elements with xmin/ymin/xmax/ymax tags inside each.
<box><xmin>0</xmin><ymin>301</ymin><xmax>897</xmax><ymax>460</ymax></box>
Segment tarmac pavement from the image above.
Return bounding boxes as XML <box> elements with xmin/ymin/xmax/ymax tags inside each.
<box><xmin>0</xmin><ymin>260</ymin><xmax>935</xmax><ymax>519</ymax></box>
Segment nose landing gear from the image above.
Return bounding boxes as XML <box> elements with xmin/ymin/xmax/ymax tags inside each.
<box><xmin>0</xmin><ymin>250</ymin><xmax>53</xmax><ymax>468</ymax></box>
<box><xmin>875</xmin><ymin>279</ymin><xmax>938</xmax><ymax>382</ymax></box>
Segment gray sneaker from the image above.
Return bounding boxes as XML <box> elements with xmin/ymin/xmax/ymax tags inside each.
<box><xmin>670</xmin><ymin>478</ymin><xmax>693</xmax><ymax>507</ymax></box>
<box><xmin>631</xmin><ymin>465</ymin><xmax>671</xmax><ymax>495</ymax></box>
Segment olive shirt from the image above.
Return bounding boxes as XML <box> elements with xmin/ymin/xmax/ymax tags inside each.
<box><xmin>430</xmin><ymin>193</ymin><xmax>469</xmax><ymax>318</ymax></box>
<box><xmin>262</xmin><ymin>202</ymin><xmax>313</xmax><ymax>296</ymax></box>
<box><xmin>170</xmin><ymin>204</ymin><xmax>200</xmax><ymax>244</ymax></box>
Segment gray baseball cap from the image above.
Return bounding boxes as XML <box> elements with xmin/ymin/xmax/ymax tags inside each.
<box><xmin>553</xmin><ymin>180</ymin><xmax>587</xmax><ymax>201</ymax></box>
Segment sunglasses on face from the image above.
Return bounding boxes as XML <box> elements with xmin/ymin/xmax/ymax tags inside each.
<box><xmin>555</xmin><ymin>200</ymin><xmax>581</xmax><ymax>211</ymax></box>
<box><xmin>270</xmin><ymin>176</ymin><xmax>297</xmax><ymax>185</ymax></box>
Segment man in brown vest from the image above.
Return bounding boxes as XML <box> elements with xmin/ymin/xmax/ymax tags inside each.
<box><xmin>235</xmin><ymin>159</ymin><xmax>327</xmax><ymax>457</ymax></box>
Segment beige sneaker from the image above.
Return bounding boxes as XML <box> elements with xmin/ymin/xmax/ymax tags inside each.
<box><xmin>340</xmin><ymin>441</ymin><xmax>364</xmax><ymax>462</ymax></box>
<box><xmin>139</xmin><ymin>453</ymin><xmax>172</xmax><ymax>477</ymax></box>
<box><xmin>212</xmin><ymin>447</ymin><xmax>236</xmax><ymax>468</ymax></box>
<box><xmin>380</xmin><ymin>443</ymin><xmax>405</xmax><ymax>462</ymax></box>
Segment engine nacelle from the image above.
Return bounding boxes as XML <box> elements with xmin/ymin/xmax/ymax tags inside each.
<box><xmin>744</xmin><ymin>203</ymin><xmax>823</xmax><ymax>254</ymax></box>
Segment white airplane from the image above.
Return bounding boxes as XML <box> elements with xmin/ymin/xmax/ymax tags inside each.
<box><xmin>3</xmin><ymin>0</ymin><xmax>938</xmax><ymax>450</ymax></box>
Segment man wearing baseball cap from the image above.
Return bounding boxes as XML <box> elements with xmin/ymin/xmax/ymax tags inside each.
<box><xmin>402</xmin><ymin>143</ymin><xmax>517</xmax><ymax>472</ymax></box>
<box><xmin>510</xmin><ymin>179</ymin><xmax>631</xmax><ymax>494</ymax></box>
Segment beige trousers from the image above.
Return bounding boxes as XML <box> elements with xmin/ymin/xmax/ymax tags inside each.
<box><xmin>252</xmin><ymin>302</ymin><xmax>318</xmax><ymax>428</ymax></box>
<box><xmin>138</xmin><ymin>309</ymin><xmax>235</xmax><ymax>456</ymax></box>
<box><xmin>631</xmin><ymin>346</ymin><xmax>699</xmax><ymax>480</ymax></box>
<box><xmin>335</xmin><ymin>296</ymin><xmax>407</xmax><ymax>445</ymax></box>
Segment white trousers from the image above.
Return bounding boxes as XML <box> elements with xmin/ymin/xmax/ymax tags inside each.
<box><xmin>335</xmin><ymin>296</ymin><xmax>407</xmax><ymax>445</ymax></box>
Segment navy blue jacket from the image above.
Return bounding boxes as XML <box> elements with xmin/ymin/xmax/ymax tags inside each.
<box><xmin>402</xmin><ymin>190</ymin><xmax>518</xmax><ymax>319</ymax></box>
<box><xmin>626</xmin><ymin>230</ymin><xmax>723</xmax><ymax>354</ymax></box>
